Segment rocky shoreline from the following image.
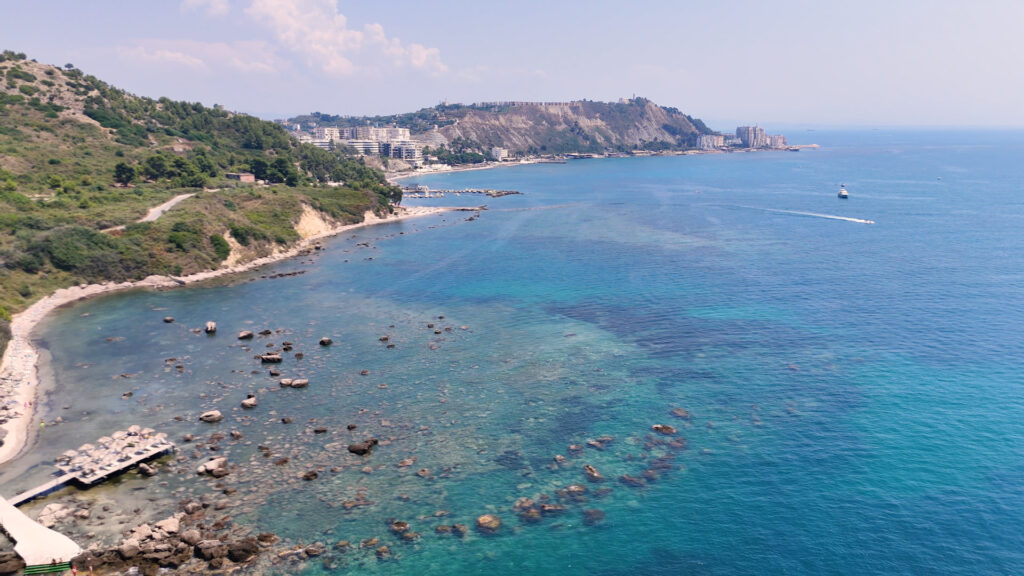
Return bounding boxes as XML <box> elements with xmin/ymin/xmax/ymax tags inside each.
<box><xmin>0</xmin><ymin>206</ymin><xmax>464</xmax><ymax>467</ymax></box>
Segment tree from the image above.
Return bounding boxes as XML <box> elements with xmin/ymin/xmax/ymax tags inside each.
<box><xmin>141</xmin><ymin>155</ymin><xmax>169</xmax><ymax>181</ymax></box>
<box><xmin>113</xmin><ymin>162</ymin><xmax>136</xmax><ymax>186</ymax></box>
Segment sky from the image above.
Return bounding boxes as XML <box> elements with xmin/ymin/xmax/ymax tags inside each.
<box><xmin>5</xmin><ymin>0</ymin><xmax>1024</xmax><ymax>129</ymax></box>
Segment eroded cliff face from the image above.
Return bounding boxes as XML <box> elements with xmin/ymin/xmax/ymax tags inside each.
<box><xmin>435</xmin><ymin>99</ymin><xmax>704</xmax><ymax>154</ymax></box>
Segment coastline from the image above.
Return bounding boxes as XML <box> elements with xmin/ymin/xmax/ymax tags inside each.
<box><xmin>0</xmin><ymin>204</ymin><xmax>467</xmax><ymax>467</ymax></box>
<box><xmin>385</xmin><ymin>145</ymin><xmax>816</xmax><ymax>183</ymax></box>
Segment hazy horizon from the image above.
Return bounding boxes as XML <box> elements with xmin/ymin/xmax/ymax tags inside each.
<box><xmin>6</xmin><ymin>1</ymin><xmax>1024</xmax><ymax>129</ymax></box>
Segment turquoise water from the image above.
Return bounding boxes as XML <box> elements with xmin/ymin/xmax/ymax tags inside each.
<box><xmin>5</xmin><ymin>130</ymin><xmax>1024</xmax><ymax>574</ymax></box>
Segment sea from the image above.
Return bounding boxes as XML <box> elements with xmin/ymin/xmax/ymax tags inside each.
<box><xmin>2</xmin><ymin>130</ymin><xmax>1023</xmax><ymax>575</ymax></box>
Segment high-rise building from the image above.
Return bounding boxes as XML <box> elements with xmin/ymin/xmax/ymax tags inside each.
<box><xmin>736</xmin><ymin>126</ymin><xmax>768</xmax><ymax>148</ymax></box>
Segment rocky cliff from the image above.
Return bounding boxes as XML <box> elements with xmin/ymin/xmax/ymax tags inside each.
<box><xmin>434</xmin><ymin>98</ymin><xmax>710</xmax><ymax>154</ymax></box>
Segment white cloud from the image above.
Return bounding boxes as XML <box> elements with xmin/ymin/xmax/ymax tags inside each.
<box><xmin>181</xmin><ymin>0</ymin><xmax>230</xmax><ymax>17</ymax></box>
<box><xmin>244</xmin><ymin>0</ymin><xmax>446</xmax><ymax>75</ymax></box>
<box><xmin>118</xmin><ymin>40</ymin><xmax>283</xmax><ymax>75</ymax></box>
<box><xmin>119</xmin><ymin>46</ymin><xmax>209</xmax><ymax>71</ymax></box>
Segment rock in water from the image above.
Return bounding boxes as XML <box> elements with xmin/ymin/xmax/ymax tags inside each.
<box><xmin>238</xmin><ymin>330</ymin><xmax>254</xmax><ymax>340</ymax></box>
<box><xmin>475</xmin><ymin>514</ymin><xmax>502</xmax><ymax>534</ymax></box>
<box><xmin>347</xmin><ymin>438</ymin><xmax>379</xmax><ymax>455</ymax></box>
<box><xmin>319</xmin><ymin>337</ymin><xmax>333</xmax><ymax>346</ymax></box>
<box><xmin>651</xmin><ymin>424</ymin><xmax>677</xmax><ymax>435</ymax></box>
<box><xmin>163</xmin><ymin>317</ymin><xmax>174</xmax><ymax>323</ymax></box>
<box><xmin>199</xmin><ymin>410</ymin><xmax>223</xmax><ymax>423</ymax></box>
<box><xmin>241</xmin><ymin>395</ymin><xmax>258</xmax><ymax>409</ymax></box>
<box><xmin>205</xmin><ymin>321</ymin><xmax>217</xmax><ymax>334</ymax></box>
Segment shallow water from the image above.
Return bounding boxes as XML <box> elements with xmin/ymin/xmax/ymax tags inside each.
<box><xmin>4</xmin><ymin>130</ymin><xmax>1024</xmax><ymax>574</ymax></box>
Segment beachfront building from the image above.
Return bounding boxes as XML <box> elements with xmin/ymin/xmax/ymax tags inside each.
<box><xmin>381</xmin><ymin>141</ymin><xmax>423</xmax><ymax>164</ymax></box>
<box><xmin>736</xmin><ymin>125</ymin><xmax>769</xmax><ymax>148</ymax></box>
<box><xmin>736</xmin><ymin>126</ymin><xmax>787</xmax><ymax>149</ymax></box>
<box><xmin>491</xmin><ymin>146</ymin><xmax>509</xmax><ymax>161</ymax></box>
<box><xmin>696</xmin><ymin>134</ymin><xmax>726</xmax><ymax>150</ymax></box>
<box><xmin>346</xmin><ymin>140</ymin><xmax>381</xmax><ymax>155</ymax></box>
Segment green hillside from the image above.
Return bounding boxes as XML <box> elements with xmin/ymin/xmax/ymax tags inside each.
<box><xmin>0</xmin><ymin>50</ymin><xmax>402</xmax><ymax>350</ymax></box>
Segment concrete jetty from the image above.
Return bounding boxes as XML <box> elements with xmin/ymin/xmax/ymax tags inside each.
<box><xmin>0</xmin><ymin>426</ymin><xmax>175</xmax><ymax>567</ymax></box>
<box><xmin>401</xmin><ymin>187</ymin><xmax>520</xmax><ymax>199</ymax></box>
<box><xmin>0</xmin><ymin>496</ymin><xmax>82</xmax><ymax>565</ymax></box>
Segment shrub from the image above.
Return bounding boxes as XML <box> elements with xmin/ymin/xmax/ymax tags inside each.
<box><xmin>167</xmin><ymin>221</ymin><xmax>202</xmax><ymax>252</ymax></box>
<box><xmin>210</xmin><ymin>234</ymin><xmax>231</xmax><ymax>261</ymax></box>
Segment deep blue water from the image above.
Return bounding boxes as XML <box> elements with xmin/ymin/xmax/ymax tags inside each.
<box><xmin>5</xmin><ymin>130</ymin><xmax>1024</xmax><ymax>574</ymax></box>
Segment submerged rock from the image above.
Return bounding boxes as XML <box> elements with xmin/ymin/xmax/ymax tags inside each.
<box><xmin>651</xmin><ymin>424</ymin><xmax>677</xmax><ymax>435</ymax></box>
<box><xmin>476</xmin><ymin>514</ymin><xmax>502</xmax><ymax>534</ymax></box>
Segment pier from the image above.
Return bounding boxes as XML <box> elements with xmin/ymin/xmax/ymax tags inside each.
<box><xmin>401</xmin><ymin>187</ymin><xmax>520</xmax><ymax>199</ymax></box>
<box><xmin>0</xmin><ymin>426</ymin><xmax>175</xmax><ymax>568</ymax></box>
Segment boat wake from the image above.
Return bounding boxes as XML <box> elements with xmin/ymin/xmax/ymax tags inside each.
<box><xmin>733</xmin><ymin>205</ymin><xmax>875</xmax><ymax>224</ymax></box>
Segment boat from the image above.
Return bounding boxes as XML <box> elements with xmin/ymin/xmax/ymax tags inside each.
<box><xmin>838</xmin><ymin>184</ymin><xmax>849</xmax><ymax>199</ymax></box>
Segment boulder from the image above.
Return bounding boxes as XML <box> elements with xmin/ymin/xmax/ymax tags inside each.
<box><xmin>347</xmin><ymin>438</ymin><xmax>379</xmax><ymax>455</ymax></box>
<box><xmin>138</xmin><ymin>463</ymin><xmax>157</xmax><ymax>477</ymax></box>
<box><xmin>227</xmin><ymin>537</ymin><xmax>259</xmax><ymax>563</ymax></box>
<box><xmin>260</xmin><ymin>353</ymin><xmax>282</xmax><ymax>363</ymax></box>
<box><xmin>290</xmin><ymin>378</ymin><xmax>309</xmax><ymax>388</ymax></box>
<box><xmin>319</xmin><ymin>337</ymin><xmax>333</xmax><ymax>346</ymax></box>
<box><xmin>476</xmin><ymin>514</ymin><xmax>501</xmax><ymax>533</ymax></box>
<box><xmin>302</xmin><ymin>470</ymin><xmax>318</xmax><ymax>481</ymax></box>
<box><xmin>583</xmin><ymin>464</ymin><xmax>605</xmax><ymax>482</ymax></box>
<box><xmin>195</xmin><ymin>540</ymin><xmax>227</xmax><ymax>561</ymax></box>
<box><xmin>131</xmin><ymin>523</ymin><xmax>153</xmax><ymax>541</ymax></box>
<box><xmin>118</xmin><ymin>538</ymin><xmax>142</xmax><ymax>559</ymax></box>
<box><xmin>651</xmin><ymin>424</ymin><xmax>677</xmax><ymax>435</ymax></box>
<box><xmin>205</xmin><ymin>322</ymin><xmax>217</xmax><ymax>334</ymax></box>
<box><xmin>155</xmin><ymin>516</ymin><xmax>180</xmax><ymax>534</ymax></box>
<box><xmin>279</xmin><ymin>378</ymin><xmax>293</xmax><ymax>387</ymax></box>
<box><xmin>181</xmin><ymin>529</ymin><xmax>203</xmax><ymax>546</ymax></box>
<box><xmin>199</xmin><ymin>410</ymin><xmax>223</xmax><ymax>423</ymax></box>
<box><xmin>238</xmin><ymin>330</ymin><xmax>254</xmax><ymax>340</ymax></box>
<box><xmin>197</xmin><ymin>457</ymin><xmax>228</xmax><ymax>475</ymax></box>
<box><xmin>241</xmin><ymin>395</ymin><xmax>258</xmax><ymax>409</ymax></box>
<box><xmin>163</xmin><ymin>317</ymin><xmax>174</xmax><ymax>323</ymax></box>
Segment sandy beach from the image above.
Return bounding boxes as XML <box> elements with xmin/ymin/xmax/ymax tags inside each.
<box><xmin>0</xmin><ymin>204</ymin><xmax>470</xmax><ymax>466</ymax></box>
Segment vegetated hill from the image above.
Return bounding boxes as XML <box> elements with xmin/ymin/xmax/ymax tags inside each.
<box><xmin>295</xmin><ymin>98</ymin><xmax>715</xmax><ymax>156</ymax></box>
<box><xmin>0</xmin><ymin>50</ymin><xmax>402</xmax><ymax>338</ymax></box>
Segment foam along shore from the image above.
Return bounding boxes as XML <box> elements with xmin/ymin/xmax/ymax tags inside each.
<box><xmin>0</xmin><ymin>204</ymin><xmax>470</xmax><ymax>466</ymax></box>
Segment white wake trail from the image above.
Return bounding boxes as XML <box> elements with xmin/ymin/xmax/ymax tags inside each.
<box><xmin>735</xmin><ymin>205</ymin><xmax>875</xmax><ymax>224</ymax></box>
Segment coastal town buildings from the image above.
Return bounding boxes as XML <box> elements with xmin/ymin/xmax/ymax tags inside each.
<box><xmin>697</xmin><ymin>134</ymin><xmax>725</xmax><ymax>150</ymax></box>
<box><xmin>734</xmin><ymin>126</ymin><xmax>787</xmax><ymax>149</ymax></box>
